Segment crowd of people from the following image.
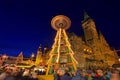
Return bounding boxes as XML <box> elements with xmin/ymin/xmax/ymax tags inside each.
<box><xmin>0</xmin><ymin>65</ymin><xmax>120</xmax><ymax>80</ymax></box>
<box><xmin>54</xmin><ymin>68</ymin><xmax>120</xmax><ymax>80</ymax></box>
<box><xmin>0</xmin><ymin>67</ymin><xmax>39</xmax><ymax>80</ymax></box>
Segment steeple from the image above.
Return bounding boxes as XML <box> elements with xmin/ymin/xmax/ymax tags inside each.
<box><xmin>44</xmin><ymin>43</ymin><xmax>49</xmax><ymax>54</ymax></box>
<box><xmin>35</xmin><ymin>44</ymin><xmax>42</xmax><ymax>66</ymax></box>
<box><xmin>82</xmin><ymin>11</ymin><xmax>91</xmax><ymax>23</ymax></box>
<box><xmin>16</xmin><ymin>52</ymin><xmax>23</xmax><ymax>64</ymax></box>
<box><xmin>44</xmin><ymin>43</ymin><xmax>48</xmax><ymax>48</ymax></box>
<box><xmin>38</xmin><ymin>44</ymin><xmax>42</xmax><ymax>51</ymax></box>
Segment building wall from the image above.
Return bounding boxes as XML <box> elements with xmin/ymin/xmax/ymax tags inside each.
<box><xmin>39</xmin><ymin>14</ymin><xmax>119</xmax><ymax>69</ymax></box>
<box><xmin>68</xmin><ymin>13</ymin><xmax>119</xmax><ymax>69</ymax></box>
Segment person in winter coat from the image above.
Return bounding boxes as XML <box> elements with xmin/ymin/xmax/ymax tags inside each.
<box><xmin>0</xmin><ymin>72</ymin><xmax>7</xmax><ymax>80</ymax></box>
<box><xmin>72</xmin><ymin>69</ymin><xmax>85</xmax><ymax>80</ymax></box>
<box><xmin>57</xmin><ymin>68</ymin><xmax>71</xmax><ymax>80</ymax></box>
<box><xmin>54</xmin><ymin>70</ymin><xmax>60</xmax><ymax>80</ymax></box>
<box><xmin>21</xmin><ymin>69</ymin><xmax>31</xmax><ymax>80</ymax></box>
<box><xmin>110</xmin><ymin>70</ymin><xmax>120</xmax><ymax>80</ymax></box>
<box><xmin>30</xmin><ymin>72</ymin><xmax>39</xmax><ymax>80</ymax></box>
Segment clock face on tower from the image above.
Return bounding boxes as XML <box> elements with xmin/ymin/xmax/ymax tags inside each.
<box><xmin>51</xmin><ymin>15</ymin><xmax>71</xmax><ymax>31</ymax></box>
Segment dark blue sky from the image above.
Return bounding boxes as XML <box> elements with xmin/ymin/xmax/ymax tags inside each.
<box><xmin>0</xmin><ymin>0</ymin><xmax>120</xmax><ymax>57</ymax></box>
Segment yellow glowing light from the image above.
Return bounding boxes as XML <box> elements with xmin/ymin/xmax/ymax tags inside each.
<box><xmin>47</xmin><ymin>54</ymin><xmax>53</xmax><ymax>64</ymax></box>
<box><xmin>63</xmin><ymin>29</ymin><xmax>78</xmax><ymax>64</ymax></box>
<box><xmin>90</xmin><ymin>51</ymin><xmax>92</xmax><ymax>53</ymax></box>
<box><xmin>87</xmin><ymin>49</ymin><xmax>89</xmax><ymax>52</ymax></box>
<box><xmin>84</xmin><ymin>49</ymin><xmax>86</xmax><ymax>51</ymax></box>
<box><xmin>56</xmin><ymin>28</ymin><xmax>62</xmax><ymax>63</ymax></box>
<box><xmin>46</xmin><ymin>24</ymin><xmax>78</xmax><ymax>75</ymax></box>
<box><xmin>31</xmin><ymin>53</ymin><xmax>35</xmax><ymax>58</ymax></box>
<box><xmin>49</xmin><ymin>30</ymin><xmax>59</xmax><ymax>56</ymax></box>
<box><xmin>119</xmin><ymin>58</ymin><xmax>120</xmax><ymax>62</ymax></box>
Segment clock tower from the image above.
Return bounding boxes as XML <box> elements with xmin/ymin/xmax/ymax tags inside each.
<box><xmin>82</xmin><ymin>12</ymin><xmax>104</xmax><ymax>61</ymax></box>
<box><xmin>82</xmin><ymin>12</ymin><xmax>99</xmax><ymax>46</ymax></box>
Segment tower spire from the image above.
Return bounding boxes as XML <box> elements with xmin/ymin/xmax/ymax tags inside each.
<box><xmin>39</xmin><ymin>44</ymin><xmax>42</xmax><ymax>50</ymax></box>
<box><xmin>35</xmin><ymin>44</ymin><xmax>42</xmax><ymax>66</ymax></box>
<box><xmin>44</xmin><ymin>43</ymin><xmax>49</xmax><ymax>54</ymax></box>
<box><xmin>16</xmin><ymin>51</ymin><xmax>23</xmax><ymax>64</ymax></box>
<box><xmin>84</xmin><ymin>11</ymin><xmax>91</xmax><ymax>20</ymax></box>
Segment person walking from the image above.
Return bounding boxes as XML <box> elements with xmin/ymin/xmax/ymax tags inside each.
<box><xmin>72</xmin><ymin>69</ymin><xmax>85</xmax><ymax>80</ymax></box>
<box><xmin>57</xmin><ymin>68</ymin><xmax>71</xmax><ymax>80</ymax></box>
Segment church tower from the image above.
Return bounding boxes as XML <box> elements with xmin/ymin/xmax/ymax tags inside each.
<box><xmin>82</xmin><ymin>12</ymin><xmax>104</xmax><ymax>61</ymax></box>
<box><xmin>82</xmin><ymin>12</ymin><xmax>99</xmax><ymax>46</ymax></box>
<box><xmin>35</xmin><ymin>44</ymin><xmax>42</xmax><ymax>66</ymax></box>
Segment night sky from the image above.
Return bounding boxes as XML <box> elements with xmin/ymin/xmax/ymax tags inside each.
<box><xmin>0</xmin><ymin>0</ymin><xmax>120</xmax><ymax>57</ymax></box>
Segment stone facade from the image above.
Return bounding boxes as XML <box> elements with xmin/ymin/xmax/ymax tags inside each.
<box><xmin>68</xmin><ymin>13</ymin><xmax>119</xmax><ymax>69</ymax></box>
<box><xmin>36</xmin><ymin>13</ymin><xmax>119</xmax><ymax>69</ymax></box>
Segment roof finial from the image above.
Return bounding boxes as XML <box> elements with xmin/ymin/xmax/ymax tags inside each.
<box><xmin>39</xmin><ymin>44</ymin><xmax>42</xmax><ymax>48</ymax></box>
<box><xmin>84</xmin><ymin>11</ymin><xmax>90</xmax><ymax>20</ymax></box>
<box><xmin>38</xmin><ymin>44</ymin><xmax>42</xmax><ymax>51</ymax></box>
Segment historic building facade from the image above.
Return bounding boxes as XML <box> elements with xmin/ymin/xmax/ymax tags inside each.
<box><xmin>36</xmin><ymin>13</ymin><xmax>119</xmax><ymax>69</ymax></box>
<box><xmin>69</xmin><ymin>13</ymin><xmax>119</xmax><ymax>69</ymax></box>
